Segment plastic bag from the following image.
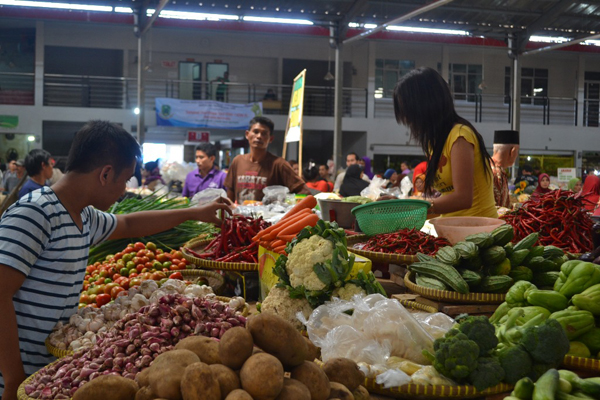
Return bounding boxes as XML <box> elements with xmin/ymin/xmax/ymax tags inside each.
<box><xmin>400</xmin><ymin>176</ymin><xmax>413</xmax><ymax>199</ymax></box>
<box><xmin>190</xmin><ymin>188</ymin><xmax>228</xmax><ymax>206</ymax></box>
<box><xmin>360</xmin><ymin>177</ymin><xmax>388</xmax><ymax>201</ymax></box>
<box><xmin>412</xmin><ymin>312</ymin><xmax>456</xmax><ymax>340</ymax></box>
<box><xmin>262</xmin><ymin>185</ymin><xmax>289</xmax><ymax>205</ymax></box>
<box><xmin>375</xmin><ymin>369</ymin><xmax>412</xmax><ymax>389</ymax></box>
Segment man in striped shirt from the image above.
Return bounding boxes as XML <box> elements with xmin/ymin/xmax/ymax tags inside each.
<box><xmin>0</xmin><ymin>120</ymin><xmax>231</xmax><ymax>399</ymax></box>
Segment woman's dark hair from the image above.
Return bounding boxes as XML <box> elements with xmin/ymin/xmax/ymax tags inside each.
<box><xmin>24</xmin><ymin>149</ymin><xmax>51</xmax><ymax>176</ymax></box>
<box><xmin>345</xmin><ymin>164</ymin><xmax>363</xmax><ymax>179</ymax></box>
<box><xmin>66</xmin><ymin>120</ymin><xmax>141</xmax><ymax>178</ymax></box>
<box><xmin>303</xmin><ymin>160</ymin><xmax>319</xmax><ymax>181</ymax></box>
<box><xmin>393</xmin><ymin>67</ymin><xmax>492</xmax><ymax>195</ymax></box>
<box><xmin>144</xmin><ymin>160</ymin><xmax>160</xmax><ymax>173</ymax></box>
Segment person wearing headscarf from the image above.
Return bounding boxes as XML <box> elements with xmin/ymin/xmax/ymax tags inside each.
<box><xmin>582</xmin><ymin>175</ymin><xmax>600</xmax><ymax>212</ymax></box>
<box><xmin>340</xmin><ymin>164</ymin><xmax>369</xmax><ymax>197</ymax></box>
<box><xmin>142</xmin><ymin>160</ymin><xmax>165</xmax><ymax>191</ymax></box>
<box><xmin>568</xmin><ymin>177</ymin><xmax>582</xmax><ymax>193</ymax></box>
<box><xmin>532</xmin><ymin>173</ymin><xmax>552</xmax><ymax>199</ymax></box>
<box><xmin>384</xmin><ymin>168</ymin><xmax>399</xmax><ymax>188</ymax></box>
<box><xmin>361</xmin><ymin>156</ymin><xmax>374</xmax><ymax>180</ymax></box>
<box><xmin>412</xmin><ymin>173</ymin><xmax>426</xmax><ymax>197</ymax></box>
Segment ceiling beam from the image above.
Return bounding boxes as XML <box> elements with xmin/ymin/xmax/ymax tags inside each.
<box><xmin>337</xmin><ymin>0</ymin><xmax>370</xmax><ymax>39</ymax></box>
<box><xmin>139</xmin><ymin>0</ymin><xmax>170</xmax><ymax>36</ymax></box>
<box><xmin>343</xmin><ymin>0</ymin><xmax>455</xmax><ymax>44</ymax></box>
<box><xmin>522</xmin><ymin>32</ymin><xmax>600</xmax><ymax>56</ymax></box>
<box><xmin>517</xmin><ymin>0</ymin><xmax>575</xmax><ymax>52</ymax></box>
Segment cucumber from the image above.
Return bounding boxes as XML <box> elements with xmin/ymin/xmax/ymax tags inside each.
<box><xmin>415</xmin><ymin>273</ymin><xmax>449</xmax><ymax>291</ymax></box>
<box><xmin>408</xmin><ymin>261</ymin><xmax>470</xmax><ymax>294</ymax></box>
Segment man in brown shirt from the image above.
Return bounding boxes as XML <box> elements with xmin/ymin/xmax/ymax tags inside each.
<box><xmin>225</xmin><ymin>116</ymin><xmax>309</xmax><ymax>203</ymax></box>
<box><xmin>491</xmin><ymin>130</ymin><xmax>519</xmax><ymax>208</ymax></box>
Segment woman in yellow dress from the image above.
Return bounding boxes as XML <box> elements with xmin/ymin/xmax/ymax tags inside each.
<box><xmin>393</xmin><ymin>67</ymin><xmax>497</xmax><ymax>218</ymax></box>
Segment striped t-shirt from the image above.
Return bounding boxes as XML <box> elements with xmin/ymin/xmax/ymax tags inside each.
<box><xmin>0</xmin><ymin>187</ymin><xmax>117</xmax><ymax>394</ymax></box>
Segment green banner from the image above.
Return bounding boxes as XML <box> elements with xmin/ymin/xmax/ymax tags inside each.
<box><xmin>0</xmin><ymin>115</ymin><xmax>18</xmax><ymax>128</ymax></box>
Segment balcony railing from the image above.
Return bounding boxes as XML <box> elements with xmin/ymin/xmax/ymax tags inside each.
<box><xmin>0</xmin><ymin>71</ymin><xmax>592</xmax><ymax>127</ymax></box>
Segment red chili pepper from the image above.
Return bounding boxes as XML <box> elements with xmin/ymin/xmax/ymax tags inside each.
<box><xmin>362</xmin><ymin>229</ymin><xmax>450</xmax><ymax>255</ymax></box>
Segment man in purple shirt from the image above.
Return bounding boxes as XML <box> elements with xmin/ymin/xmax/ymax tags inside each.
<box><xmin>182</xmin><ymin>142</ymin><xmax>227</xmax><ymax>198</ymax></box>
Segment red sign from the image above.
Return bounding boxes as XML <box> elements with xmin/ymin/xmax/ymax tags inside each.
<box><xmin>161</xmin><ymin>60</ymin><xmax>177</xmax><ymax>68</ymax></box>
<box><xmin>187</xmin><ymin>131</ymin><xmax>210</xmax><ymax>142</ymax></box>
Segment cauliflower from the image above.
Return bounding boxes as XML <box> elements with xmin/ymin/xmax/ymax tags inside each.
<box><xmin>286</xmin><ymin>235</ymin><xmax>334</xmax><ymax>291</ymax></box>
<box><xmin>261</xmin><ymin>287</ymin><xmax>314</xmax><ymax>331</ymax></box>
<box><xmin>332</xmin><ymin>283</ymin><xmax>366</xmax><ymax>301</ymax></box>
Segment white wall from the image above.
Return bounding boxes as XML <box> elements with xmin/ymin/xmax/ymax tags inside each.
<box><xmin>1</xmin><ymin>17</ymin><xmax>600</xmax><ymax>169</ymax></box>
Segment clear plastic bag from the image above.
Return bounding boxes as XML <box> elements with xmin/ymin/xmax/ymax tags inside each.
<box><xmin>412</xmin><ymin>312</ymin><xmax>456</xmax><ymax>340</ymax></box>
<box><xmin>400</xmin><ymin>176</ymin><xmax>413</xmax><ymax>199</ymax></box>
<box><xmin>360</xmin><ymin>177</ymin><xmax>388</xmax><ymax>201</ymax></box>
<box><xmin>262</xmin><ymin>185</ymin><xmax>289</xmax><ymax>205</ymax></box>
<box><xmin>190</xmin><ymin>188</ymin><xmax>228</xmax><ymax>206</ymax></box>
<box><xmin>375</xmin><ymin>368</ymin><xmax>412</xmax><ymax>388</ymax></box>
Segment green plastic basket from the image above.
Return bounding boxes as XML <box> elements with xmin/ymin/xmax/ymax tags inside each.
<box><xmin>351</xmin><ymin>199</ymin><xmax>430</xmax><ymax>235</ymax></box>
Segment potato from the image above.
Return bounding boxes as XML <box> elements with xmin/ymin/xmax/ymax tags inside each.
<box><xmin>73</xmin><ymin>375</ymin><xmax>138</xmax><ymax>400</ymax></box>
<box><xmin>290</xmin><ymin>361</ymin><xmax>331</xmax><ymax>400</ymax></box>
<box><xmin>352</xmin><ymin>385</ymin><xmax>369</xmax><ymax>400</ymax></box>
<box><xmin>135</xmin><ymin>367</ymin><xmax>151</xmax><ymax>388</ymax></box>
<box><xmin>275</xmin><ymin>378</ymin><xmax>311</xmax><ymax>400</ymax></box>
<box><xmin>149</xmin><ymin>349</ymin><xmax>201</xmax><ymax>400</ymax></box>
<box><xmin>323</xmin><ymin>358</ymin><xmax>364</xmax><ymax>392</ymax></box>
<box><xmin>176</xmin><ymin>336</ymin><xmax>221</xmax><ymax>365</ymax></box>
<box><xmin>240</xmin><ymin>353</ymin><xmax>284</xmax><ymax>399</ymax></box>
<box><xmin>209</xmin><ymin>364</ymin><xmax>241</xmax><ymax>399</ymax></box>
<box><xmin>247</xmin><ymin>313</ymin><xmax>307</xmax><ymax>369</ymax></box>
<box><xmin>329</xmin><ymin>382</ymin><xmax>354</xmax><ymax>400</ymax></box>
<box><xmin>134</xmin><ymin>386</ymin><xmax>155</xmax><ymax>400</ymax></box>
<box><xmin>225</xmin><ymin>389</ymin><xmax>253</xmax><ymax>400</ymax></box>
<box><xmin>304</xmin><ymin>337</ymin><xmax>321</xmax><ymax>362</ymax></box>
<box><xmin>181</xmin><ymin>362</ymin><xmax>221</xmax><ymax>400</ymax></box>
<box><xmin>219</xmin><ymin>326</ymin><xmax>254</xmax><ymax>370</ymax></box>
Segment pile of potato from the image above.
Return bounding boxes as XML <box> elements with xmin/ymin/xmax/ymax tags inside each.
<box><xmin>71</xmin><ymin>313</ymin><xmax>369</xmax><ymax>400</ymax></box>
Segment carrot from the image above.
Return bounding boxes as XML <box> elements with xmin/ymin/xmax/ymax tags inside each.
<box><xmin>270</xmin><ymin>239</ymin><xmax>286</xmax><ymax>248</ymax></box>
<box><xmin>278</xmin><ymin>214</ymin><xmax>320</xmax><ymax>236</ymax></box>
<box><xmin>252</xmin><ymin>208</ymin><xmax>311</xmax><ymax>241</ymax></box>
<box><xmin>277</xmin><ymin>234</ymin><xmax>296</xmax><ymax>242</ymax></box>
<box><xmin>273</xmin><ymin>245</ymin><xmax>287</xmax><ymax>254</ymax></box>
<box><xmin>280</xmin><ymin>195</ymin><xmax>317</xmax><ymax>221</ymax></box>
<box><xmin>261</xmin><ymin>210</ymin><xmax>313</xmax><ymax>241</ymax></box>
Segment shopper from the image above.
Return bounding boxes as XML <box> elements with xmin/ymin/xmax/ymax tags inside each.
<box><xmin>400</xmin><ymin>161</ymin><xmax>411</xmax><ymax>176</ymax></box>
<box><xmin>0</xmin><ymin>120</ymin><xmax>231</xmax><ymax>399</ymax></box>
<box><xmin>1</xmin><ymin>160</ymin><xmax>18</xmax><ymax>194</ymax></box>
<box><xmin>142</xmin><ymin>160</ymin><xmax>165</xmax><ymax>191</ymax></box>
<box><xmin>333</xmin><ymin>152</ymin><xmax>370</xmax><ymax>192</ymax></box>
<box><xmin>383</xmin><ymin>168</ymin><xmax>400</xmax><ymax>188</ymax></box>
<box><xmin>581</xmin><ymin>174</ymin><xmax>600</xmax><ymax>212</ymax></box>
<box><xmin>288</xmin><ymin>160</ymin><xmax>299</xmax><ymax>175</ymax></box>
<box><xmin>339</xmin><ymin>164</ymin><xmax>369</xmax><ymax>197</ymax></box>
<box><xmin>412</xmin><ymin>173</ymin><xmax>426</xmax><ymax>197</ymax></box>
<box><xmin>516</xmin><ymin>165</ymin><xmax>538</xmax><ymax>188</ymax></box>
<box><xmin>182</xmin><ymin>142</ymin><xmax>227</xmax><ymax>198</ymax></box>
<box><xmin>17</xmin><ymin>149</ymin><xmax>53</xmax><ymax>199</ymax></box>
<box><xmin>46</xmin><ymin>158</ymin><xmax>64</xmax><ymax>186</ymax></box>
<box><xmin>225</xmin><ymin>116</ymin><xmax>309</xmax><ymax>203</ymax></box>
<box><xmin>319</xmin><ymin>164</ymin><xmax>333</xmax><ymax>184</ymax></box>
<box><xmin>532</xmin><ymin>173</ymin><xmax>552</xmax><ymax>199</ymax></box>
<box><xmin>304</xmin><ymin>161</ymin><xmax>331</xmax><ymax>192</ymax></box>
<box><xmin>491</xmin><ymin>130</ymin><xmax>520</xmax><ymax>208</ymax></box>
<box><xmin>361</xmin><ymin>156</ymin><xmax>374</xmax><ymax>180</ymax></box>
<box><xmin>568</xmin><ymin>177</ymin><xmax>582</xmax><ymax>193</ymax></box>
<box><xmin>393</xmin><ymin>67</ymin><xmax>496</xmax><ymax>217</ymax></box>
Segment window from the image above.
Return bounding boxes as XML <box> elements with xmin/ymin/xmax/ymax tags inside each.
<box><xmin>584</xmin><ymin>71</ymin><xmax>600</xmax><ymax>127</ymax></box>
<box><xmin>448</xmin><ymin>64</ymin><xmax>482</xmax><ymax>102</ymax></box>
<box><xmin>505</xmin><ymin>67</ymin><xmax>548</xmax><ymax>105</ymax></box>
<box><xmin>374</xmin><ymin>59</ymin><xmax>415</xmax><ymax>98</ymax></box>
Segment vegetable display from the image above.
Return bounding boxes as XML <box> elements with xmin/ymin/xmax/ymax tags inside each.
<box><xmin>89</xmin><ymin>195</ymin><xmax>218</xmax><ymax>264</ymax></box>
<box><xmin>26</xmin><ymin>293</ymin><xmax>246</xmax><ymax>399</ymax></box>
<box><xmin>408</xmin><ymin>225</ymin><xmax>569</xmax><ymax>294</ymax></box>
<box><xmin>505</xmin><ymin>369</ymin><xmax>600</xmax><ymax>400</ymax></box>
<box><xmin>185</xmin><ymin>214</ymin><xmax>270</xmax><ymax>263</ymax></box>
<box><xmin>355</xmin><ymin>229</ymin><xmax>451</xmax><ymax>255</ymax></box>
<box><xmin>501</xmin><ymin>190</ymin><xmax>593</xmax><ymax>254</ymax></box>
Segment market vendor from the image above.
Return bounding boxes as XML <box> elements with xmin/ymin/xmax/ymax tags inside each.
<box><xmin>393</xmin><ymin>67</ymin><xmax>497</xmax><ymax>218</ymax></box>
<box><xmin>491</xmin><ymin>130</ymin><xmax>520</xmax><ymax>208</ymax></box>
<box><xmin>182</xmin><ymin>142</ymin><xmax>227</xmax><ymax>198</ymax></box>
<box><xmin>532</xmin><ymin>173</ymin><xmax>552</xmax><ymax>199</ymax></box>
<box><xmin>0</xmin><ymin>120</ymin><xmax>231</xmax><ymax>400</ymax></box>
<box><xmin>340</xmin><ymin>164</ymin><xmax>369</xmax><ymax>197</ymax></box>
<box><xmin>224</xmin><ymin>116</ymin><xmax>309</xmax><ymax>204</ymax></box>
<box><xmin>142</xmin><ymin>160</ymin><xmax>165</xmax><ymax>191</ymax></box>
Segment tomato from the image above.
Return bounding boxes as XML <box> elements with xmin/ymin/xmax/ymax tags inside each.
<box><xmin>177</xmin><ymin>262</ymin><xmax>187</xmax><ymax>270</ymax></box>
<box><xmin>152</xmin><ymin>261</ymin><xmax>162</xmax><ymax>270</ymax></box>
<box><xmin>156</xmin><ymin>253</ymin><xmax>168</xmax><ymax>263</ymax></box>
<box><xmin>170</xmin><ymin>264</ymin><xmax>180</xmax><ymax>271</ymax></box>
<box><xmin>86</xmin><ymin>265</ymin><xmax>96</xmax><ymax>274</ymax></box>
<box><xmin>146</xmin><ymin>242</ymin><xmax>157</xmax><ymax>251</ymax></box>
<box><xmin>96</xmin><ymin>293</ymin><xmax>112</xmax><ymax>307</ymax></box>
<box><xmin>98</xmin><ymin>270</ymin><xmax>108</xmax><ymax>278</ymax></box>
<box><xmin>112</xmin><ymin>273</ymin><xmax>122</xmax><ymax>281</ymax></box>
<box><xmin>163</xmin><ymin>261</ymin><xmax>172</xmax><ymax>269</ymax></box>
<box><xmin>140</xmin><ymin>256</ymin><xmax>150</xmax><ymax>264</ymax></box>
<box><xmin>119</xmin><ymin>278</ymin><xmax>130</xmax><ymax>290</ymax></box>
<box><xmin>129</xmin><ymin>272</ymin><xmax>138</xmax><ymax>278</ymax></box>
<box><xmin>104</xmin><ymin>282</ymin><xmax>119</xmax><ymax>295</ymax></box>
<box><xmin>136</xmin><ymin>264</ymin><xmax>145</xmax><ymax>273</ymax></box>
<box><xmin>113</xmin><ymin>252</ymin><xmax>124</xmax><ymax>261</ymax></box>
<box><xmin>120</xmin><ymin>267</ymin><xmax>129</xmax><ymax>276</ymax></box>
<box><xmin>129</xmin><ymin>277</ymin><xmax>142</xmax><ymax>287</ymax></box>
<box><xmin>111</xmin><ymin>286</ymin><xmax>126</xmax><ymax>298</ymax></box>
<box><xmin>123</xmin><ymin>246</ymin><xmax>136</xmax><ymax>254</ymax></box>
<box><xmin>95</xmin><ymin>277</ymin><xmax>105</xmax><ymax>285</ymax></box>
<box><xmin>169</xmin><ymin>272</ymin><xmax>183</xmax><ymax>280</ymax></box>
<box><xmin>79</xmin><ymin>293</ymin><xmax>92</xmax><ymax>304</ymax></box>
<box><xmin>156</xmin><ymin>249</ymin><xmax>164</xmax><ymax>254</ymax></box>
<box><xmin>172</xmin><ymin>250</ymin><xmax>184</xmax><ymax>259</ymax></box>
<box><xmin>145</xmin><ymin>251</ymin><xmax>155</xmax><ymax>261</ymax></box>
<box><xmin>151</xmin><ymin>271</ymin><xmax>166</xmax><ymax>281</ymax></box>
<box><xmin>158</xmin><ymin>278</ymin><xmax>169</xmax><ymax>286</ymax></box>
<box><xmin>134</xmin><ymin>242</ymin><xmax>146</xmax><ymax>251</ymax></box>
<box><xmin>78</xmin><ymin>303</ymin><xmax>87</xmax><ymax>309</ymax></box>
<box><xmin>83</xmin><ymin>283</ymin><xmax>90</xmax><ymax>291</ymax></box>
<box><xmin>136</xmin><ymin>249</ymin><xmax>146</xmax><ymax>258</ymax></box>
<box><xmin>116</xmin><ymin>259</ymin><xmax>125</xmax><ymax>267</ymax></box>
<box><xmin>104</xmin><ymin>278</ymin><xmax>112</xmax><ymax>284</ymax></box>
<box><xmin>141</xmin><ymin>268</ymin><xmax>149</xmax><ymax>273</ymax></box>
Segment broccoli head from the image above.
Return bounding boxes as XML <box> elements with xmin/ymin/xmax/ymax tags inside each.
<box><xmin>520</xmin><ymin>318</ymin><xmax>570</xmax><ymax>366</ymax></box>
<box><xmin>467</xmin><ymin>357</ymin><xmax>505</xmax><ymax>391</ymax></box>
<box><xmin>496</xmin><ymin>345</ymin><xmax>533</xmax><ymax>384</ymax></box>
<box><xmin>427</xmin><ymin>329</ymin><xmax>480</xmax><ymax>381</ymax></box>
<box><xmin>456</xmin><ymin>316</ymin><xmax>499</xmax><ymax>357</ymax></box>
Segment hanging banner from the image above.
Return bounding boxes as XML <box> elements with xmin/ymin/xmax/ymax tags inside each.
<box><xmin>284</xmin><ymin>70</ymin><xmax>306</xmax><ymax>143</ymax></box>
<box><xmin>156</xmin><ymin>98</ymin><xmax>263</xmax><ymax>129</ymax></box>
